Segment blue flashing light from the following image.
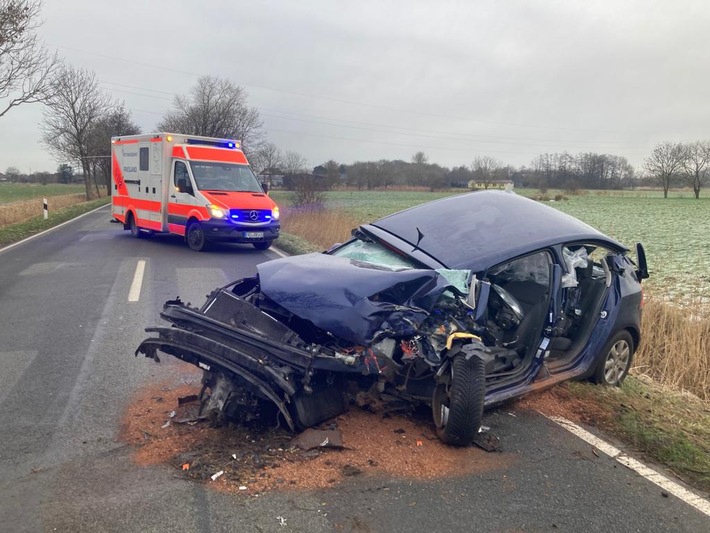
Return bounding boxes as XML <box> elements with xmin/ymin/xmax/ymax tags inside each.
<box><xmin>226</xmin><ymin>142</ymin><xmax>235</xmax><ymax>149</ymax></box>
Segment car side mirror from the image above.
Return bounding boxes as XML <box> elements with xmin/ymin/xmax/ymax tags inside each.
<box><xmin>262</xmin><ymin>182</ymin><xmax>269</xmax><ymax>194</ymax></box>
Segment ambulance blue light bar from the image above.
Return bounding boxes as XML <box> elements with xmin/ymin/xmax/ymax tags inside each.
<box><xmin>185</xmin><ymin>138</ymin><xmax>240</xmax><ymax>149</ymax></box>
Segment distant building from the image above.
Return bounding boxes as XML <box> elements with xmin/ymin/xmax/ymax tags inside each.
<box><xmin>468</xmin><ymin>179</ymin><xmax>513</xmax><ymax>190</ymax></box>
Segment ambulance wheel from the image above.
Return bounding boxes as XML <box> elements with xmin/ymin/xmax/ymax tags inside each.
<box><xmin>186</xmin><ymin>221</ymin><xmax>208</xmax><ymax>252</ymax></box>
<box><xmin>128</xmin><ymin>213</ymin><xmax>143</xmax><ymax>239</ymax></box>
<box><xmin>252</xmin><ymin>241</ymin><xmax>272</xmax><ymax>250</ymax></box>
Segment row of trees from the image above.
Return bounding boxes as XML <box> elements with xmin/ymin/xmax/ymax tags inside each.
<box><xmin>644</xmin><ymin>141</ymin><xmax>709</xmax><ymax>199</ymax></box>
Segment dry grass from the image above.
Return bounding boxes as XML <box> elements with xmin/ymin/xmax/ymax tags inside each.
<box><xmin>281</xmin><ymin>207</ymin><xmax>361</xmax><ymax>251</ymax></box>
<box><xmin>635</xmin><ymin>296</ymin><xmax>710</xmax><ymax>401</ymax></box>
<box><xmin>0</xmin><ymin>194</ymin><xmax>86</xmax><ymax>228</ymax></box>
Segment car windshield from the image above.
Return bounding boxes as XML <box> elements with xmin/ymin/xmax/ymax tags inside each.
<box><xmin>190</xmin><ymin>162</ymin><xmax>263</xmax><ymax>193</ymax></box>
<box><xmin>331</xmin><ymin>238</ymin><xmax>418</xmax><ymax>270</ymax></box>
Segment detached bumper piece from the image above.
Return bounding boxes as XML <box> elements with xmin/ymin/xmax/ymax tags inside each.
<box><xmin>135</xmin><ymin>294</ymin><xmax>347</xmax><ymax>431</ymax></box>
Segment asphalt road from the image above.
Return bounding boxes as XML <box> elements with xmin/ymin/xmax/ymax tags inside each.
<box><xmin>0</xmin><ymin>206</ymin><xmax>707</xmax><ymax>533</ymax></box>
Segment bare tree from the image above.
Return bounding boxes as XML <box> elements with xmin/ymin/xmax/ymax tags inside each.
<box><xmin>4</xmin><ymin>165</ymin><xmax>20</xmax><ymax>181</ymax></box>
<box><xmin>681</xmin><ymin>141</ymin><xmax>710</xmax><ymax>199</ymax></box>
<box><xmin>281</xmin><ymin>150</ymin><xmax>309</xmax><ymax>175</ymax></box>
<box><xmin>644</xmin><ymin>142</ymin><xmax>686</xmax><ymax>198</ymax></box>
<box><xmin>157</xmin><ymin>76</ymin><xmax>263</xmax><ymax>153</ymax></box>
<box><xmin>249</xmin><ymin>141</ymin><xmax>282</xmax><ymax>176</ymax></box>
<box><xmin>0</xmin><ymin>0</ymin><xmax>59</xmax><ymax>118</ymax></box>
<box><xmin>41</xmin><ymin>66</ymin><xmax>113</xmax><ymax>200</ymax></box>
<box><xmin>411</xmin><ymin>151</ymin><xmax>428</xmax><ymax>165</ymax></box>
<box><xmin>470</xmin><ymin>156</ymin><xmax>503</xmax><ymax>189</ymax></box>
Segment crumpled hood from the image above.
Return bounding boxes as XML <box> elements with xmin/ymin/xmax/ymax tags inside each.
<box><xmin>257</xmin><ymin>253</ymin><xmax>464</xmax><ymax>345</ymax></box>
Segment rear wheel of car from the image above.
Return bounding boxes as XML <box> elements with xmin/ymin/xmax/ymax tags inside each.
<box><xmin>128</xmin><ymin>213</ymin><xmax>143</xmax><ymax>238</ymax></box>
<box><xmin>432</xmin><ymin>353</ymin><xmax>485</xmax><ymax>446</ymax></box>
<box><xmin>252</xmin><ymin>241</ymin><xmax>272</xmax><ymax>250</ymax></box>
<box><xmin>186</xmin><ymin>221</ymin><xmax>208</xmax><ymax>252</ymax></box>
<box><xmin>592</xmin><ymin>331</ymin><xmax>634</xmax><ymax>386</ymax></box>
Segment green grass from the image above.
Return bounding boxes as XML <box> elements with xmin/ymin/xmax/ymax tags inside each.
<box><xmin>562</xmin><ymin>378</ymin><xmax>710</xmax><ymax>492</ymax></box>
<box><xmin>0</xmin><ymin>183</ymin><xmax>86</xmax><ymax>204</ymax></box>
<box><xmin>0</xmin><ymin>198</ymin><xmax>109</xmax><ymax>247</ymax></box>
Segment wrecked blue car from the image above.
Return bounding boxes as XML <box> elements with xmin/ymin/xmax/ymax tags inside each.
<box><xmin>137</xmin><ymin>191</ymin><xmax>648</xmax><ymax>446</ymax></box>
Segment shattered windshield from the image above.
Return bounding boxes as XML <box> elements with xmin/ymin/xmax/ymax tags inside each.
<box><xmin>190</xmin><ymin>162</ymin><xmax>263</xmax><ymax>192</ymax></box>
<box><xmin>331</xmin><ymin>238</ymin><xmax>418</xmax><ymax>270</ymax></box>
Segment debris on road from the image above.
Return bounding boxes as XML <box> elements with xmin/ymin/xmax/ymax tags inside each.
<box><xmin>292</xmin><ymin>428</ymin><xmax>344</xmax><ymax>451</ymax></box>
<box><xmin>120</xmin><ymin>380</ymin><xmax>513</xmax><ymax>494</ymax></box>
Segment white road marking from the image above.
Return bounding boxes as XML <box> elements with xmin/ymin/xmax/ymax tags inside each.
<box><xmin>128</xmin><ymin>260</ymin><xmax>146</xmax><ymax>302</ymax></box>
<box><xmin>546</xmin><ymin>415</ymin><xmax>710</xmax><ymax>518</ymax></box>
<box><xmin>270</xmin><ymin>246</ymin><xmax>288</xmax><ymax>258</ymax></box>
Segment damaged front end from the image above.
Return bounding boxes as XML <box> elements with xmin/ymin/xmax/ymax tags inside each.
<box><xmin>137</xmin><ymin>253</ymin><xmax>502</xmax><ymax>445</ymax></box>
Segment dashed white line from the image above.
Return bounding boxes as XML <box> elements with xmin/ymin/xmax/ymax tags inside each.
<box><xmin>270</xmin><ymin>246</ymin><xmax>289</xmax><ymax>258</ymax></box>
<box><xmin>128</xmin><ymin>260</ymin><xmax>146</xmax><ymax>302</ymax></box>
<box><xmin>546</xmin><ymin>415</ymin><xmax>710</xmax><ymax>518</ymax></box>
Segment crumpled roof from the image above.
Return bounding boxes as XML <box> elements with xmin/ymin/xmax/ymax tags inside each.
<box><xmin>257</xmin><ymin>253</ymin><xmax>462</xmax><ymax>345</ymax></box>
<box><xmin>369</xmin><ymin>190</ymin><xmax>625</xmax><ymax>270</ymax></box>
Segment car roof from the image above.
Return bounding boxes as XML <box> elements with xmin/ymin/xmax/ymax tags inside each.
<box><xmin>368</xmin><ymin>190</ymin><xmax>626</xmax><ymax>270</ymax></box>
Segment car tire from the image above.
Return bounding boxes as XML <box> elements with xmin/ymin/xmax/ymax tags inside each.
<box><xmin>592</xmin><ymin>330</ymin><xmax>634</xmax><ymax>386</ymax></box>
<box><xmin>252</xmin><ymin>241</ymin><xmax>272</xmax><ymax>250</ymax></box>
<box><xmin>128</xmin><ymin>213</ymin><xmax>143</xmax><ymax>238</ymax></box>
<box><xmin>432</xmin><ymin>353</ymin><xmax>485</xmax><ymax>446</ymax></box>
<box><xmin>186</xmin><ymin>221</ymin><xmax>208</xmax><ymax>252</ymax></box>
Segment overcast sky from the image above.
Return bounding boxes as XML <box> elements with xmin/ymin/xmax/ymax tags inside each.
<box><xmin>2</xmin><ymin>0</ymin><xmax>710</xmax><ymax>174</ymax></box>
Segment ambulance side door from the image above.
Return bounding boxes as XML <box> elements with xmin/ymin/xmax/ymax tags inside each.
<box><xmin>168</xmin><ymin>160</ymin><xmax>198</xmax><ymax>231</ymax></box>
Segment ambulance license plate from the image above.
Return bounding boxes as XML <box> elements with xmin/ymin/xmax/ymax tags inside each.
<box><xmin>244</xmin><ymin>232</ymin><xmax>264</xmax><ymax>239</ymax></box>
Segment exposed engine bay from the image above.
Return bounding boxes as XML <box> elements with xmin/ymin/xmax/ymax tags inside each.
<box><xmin>136</xmin><ymin>252</ymin><xmax>550</xmax><ymax>445</ymax></box>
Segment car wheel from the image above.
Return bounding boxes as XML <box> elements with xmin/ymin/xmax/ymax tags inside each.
<box><xmin>592</xmin><ymin>331</ymin><xmax>634</xmax><ymax>386</ymax></box>
<box><xmin>252</xmin><ymin>241</ymin><xmax>272</xmax><ymax>250</ymax></box>
<box><xmin>432</xmin><ymin>353</ymin><xmax>485</xmax><ymax>446</ymax></box>
<box><xmin>186</xmin><ymin>221</ymin><xmax>208</xmax><ymax>252</ymax></box>
<box><xmin>128</xmin><ymin>213</ymin><xmax>143</xmax><ymax>238</ymax></box>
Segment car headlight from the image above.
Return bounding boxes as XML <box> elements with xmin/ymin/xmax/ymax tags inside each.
<box><xmin>208</xmin><ymin>204</ymin><xmax>227</xmax><ymax>219</ymax></box>
<box><xmin>272</xmin><ymin>206</ymin><xmax>280</xmax><ymax>220</ymax></box>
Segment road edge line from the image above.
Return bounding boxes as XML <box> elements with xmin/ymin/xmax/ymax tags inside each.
<box><xmin>545</xmin><ymin>414</ymin><xmax>710</xmax><ymax>518</ymax></box>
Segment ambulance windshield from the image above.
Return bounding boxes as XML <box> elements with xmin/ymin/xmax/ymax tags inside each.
<box><xmin>190</xmin><ymin>162</ymin><xmax>263</xmax><ymax>193</ymax></box>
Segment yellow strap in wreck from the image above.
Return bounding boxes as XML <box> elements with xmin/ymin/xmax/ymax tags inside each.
<box><xmin>445</xmin><ymin>332</ymin><xmax>482</xmax><ymax>350</ymax></box>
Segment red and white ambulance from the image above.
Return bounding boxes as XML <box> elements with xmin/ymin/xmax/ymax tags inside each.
<box><xmin>111</xmin><ymin>133</ymin><xmax>280</xmax><ymax>251</ymax></box>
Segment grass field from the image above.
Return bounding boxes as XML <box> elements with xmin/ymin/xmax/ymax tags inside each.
<box><xmin>0</xmin><ymin>183</ymin><xmax>85</xmax><ymax>204</ymax></box>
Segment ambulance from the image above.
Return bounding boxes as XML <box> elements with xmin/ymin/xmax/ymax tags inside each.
<box><xmin>111</xmin><ymin>133</ymin><xmax>280</xmax><ymax>251</ymax></box>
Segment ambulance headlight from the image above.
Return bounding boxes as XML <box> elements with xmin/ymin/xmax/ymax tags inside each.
<box><xmin>272</xmin><ymin>206</ymin><xmax>280</xmax><ymax>220</ymax></box>
<box><xmin>208</xmin><ymin>205</ymin><xmax>227</xmax><ymax>219</ymax></box>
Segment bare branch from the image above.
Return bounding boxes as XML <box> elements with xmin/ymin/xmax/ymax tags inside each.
<box><xmin>0</xmin><ymin>0</ymin><xmax>60</xmax><ymax>118</ymax></box>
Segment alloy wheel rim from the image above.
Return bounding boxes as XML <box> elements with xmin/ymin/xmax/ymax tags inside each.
<box><xmin>604</xmin><ymin>339</ymin><xmax>630</xmax><ymax>384</ymax></box>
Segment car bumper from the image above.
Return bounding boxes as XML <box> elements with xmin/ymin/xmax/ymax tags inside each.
<box><xmin>201</xmin><ymin>219</ymin><xmax>280</xmax><ymax>243</ymax></box>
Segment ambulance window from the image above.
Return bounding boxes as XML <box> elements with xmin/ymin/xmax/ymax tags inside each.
<box><xmin>139</xmin><ymin>148</ymin><xmax>149</xmax><ymax>171</ymax></box>
<box><xmin>174</xmin><ymin>162</ymin><xmax>188</xmax><ymax>187</ymax></box>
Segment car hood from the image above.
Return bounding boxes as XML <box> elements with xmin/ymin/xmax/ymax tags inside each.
<box><xmin>368</xmin><ymin>190</ymin><xmax>625</xmax><ymax>270</ymax></box>
<box><xmin>257</xmin><ymin>253</ymin><xmax>466</xmax><ymax>346</ymax></box>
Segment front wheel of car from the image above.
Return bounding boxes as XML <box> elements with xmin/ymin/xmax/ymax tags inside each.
<box><xmin>252</xmin><ymin>241</ymin><xmax>272</xmax><ymax>250</ymax></box>
<box><xmin>186</xmin><ymin>222</ymin><xmax>208</xmax><ymax>252</ymax></box>
<box><xmin>432</xmin><ymin>353</ymin><xmax>485</xmax><ymax>446</ymax></box>
<box><xmin>592</xmin><ymin>331</ymin><xmax>634</xmax><ymax>386</ymax></box>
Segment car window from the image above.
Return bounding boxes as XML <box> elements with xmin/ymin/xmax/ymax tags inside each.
<box><xmin>331</xmin><ymin>239</ymin><xmax>418</xmax><ymax>270</ymax></box>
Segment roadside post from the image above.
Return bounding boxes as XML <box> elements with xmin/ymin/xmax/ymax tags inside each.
<box><xmin>43</xmin><ymin>198</ymin><xmax>48</xmax><ymax>220</ymax></box>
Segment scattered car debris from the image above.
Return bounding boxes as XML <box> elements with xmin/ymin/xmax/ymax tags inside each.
<box><xmin>292</xmin><ymin>428</ymin><xmax>344</xmax><ymax>451</ymax></box>
<box><xmin>136</xmin><ymin>191</ymin><xmax>648</xmax><ymax>447</ymax></box>
<box><xmin>211</xmin><ymin>470</ymin><xmax>224</xmax><ymax>481</ymax></box>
